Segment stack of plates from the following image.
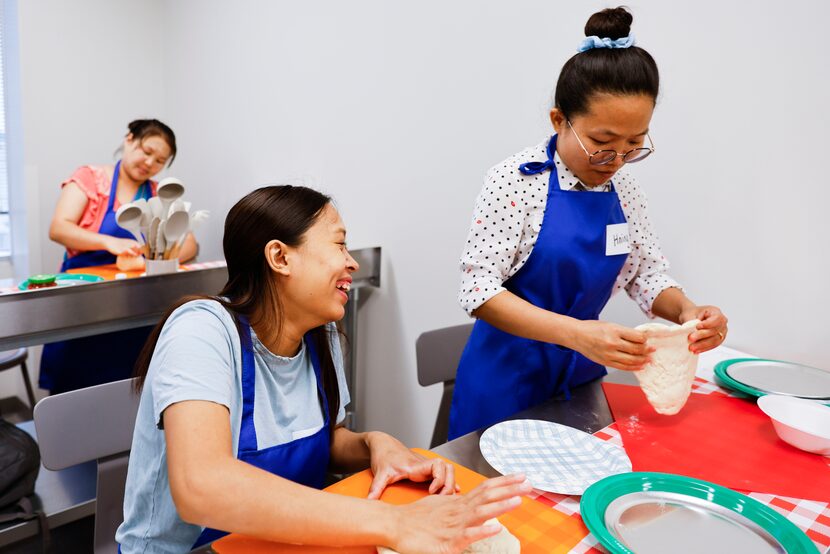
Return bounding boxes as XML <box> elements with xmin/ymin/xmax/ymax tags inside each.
<box><xmin>581</xmin><ymin>472</ymin><xmax>818</xmax><ymax>554</ymax></box>
<box><xmin>715</xmin><ymin>358</ymin><xmax>830</xmax><ymax>404</ymax></box>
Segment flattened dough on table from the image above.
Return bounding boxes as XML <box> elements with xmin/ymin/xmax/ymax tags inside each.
<box><xmin>634</xmin><ymin>319</ymin><xmax>700</xmax><ymax>415</ymax></box>
<box><xmin>377</xmin><ymin>518</ymin><xmax>520</xmax><ymax>554</ymax></box>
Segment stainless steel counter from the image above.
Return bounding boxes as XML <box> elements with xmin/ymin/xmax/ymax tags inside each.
<box><xmin>0</xmin><ymin>265</ymin><xmax>228</xmax><ymax>351</ymax></box>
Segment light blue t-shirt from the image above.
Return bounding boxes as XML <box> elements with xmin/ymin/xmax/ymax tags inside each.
<box><xmin>116</xmin><ymin>299</ymin><xmax>350</xmax><ymax>553</ymax></box>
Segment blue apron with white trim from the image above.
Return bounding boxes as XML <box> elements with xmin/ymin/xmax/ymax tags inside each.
<box><xmin>39</xmin><ymin>161</ymin><xmax>154</xmax><ymax>393</ymax></box>
<box><xmin>448</xmin><ymin>134</ymin><xmax>629</xmax><ymax>440</ymax></box>
<box><xmin>191</xmin><ymin>317</ymin><xmax>332</xmax><ymax>548</ymax></box>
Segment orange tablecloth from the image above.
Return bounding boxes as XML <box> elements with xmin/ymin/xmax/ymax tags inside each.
<box><xmin>213</xmin><ymin>449</ymin><xmax>588</xmax><ymax>554</ymax></box>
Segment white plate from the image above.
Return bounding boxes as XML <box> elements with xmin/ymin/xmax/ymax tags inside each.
<box><xmin>480</xmin><ymin>419</ymin><xmax>632</xmax><ymax>495</ymax></box>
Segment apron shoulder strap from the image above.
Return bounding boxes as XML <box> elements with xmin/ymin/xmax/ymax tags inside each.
<box><xmin>518</xmin><ymin>135</ymin><xmax>559</xmax><ymax>176</ymax></box>
<box><xmin>224</xmin><ymin>307</ymin><xmax>258</xmax><ymax>453</ymax></box>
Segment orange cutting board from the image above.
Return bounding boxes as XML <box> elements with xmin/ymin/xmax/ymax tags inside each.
<box><xmin>213</xmin><ymin>449</ymin><xmax>587</xmax><ymax>553</ymax></box>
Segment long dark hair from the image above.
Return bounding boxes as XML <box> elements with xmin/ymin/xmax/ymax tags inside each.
<box><xmin>554</xmin><ymin>7</ymin><xmax>660</xmax><ymax>118</ymax></box>
<box><xmin>133</xmin><ymin>185</ymin><xmax>340</xmax><ymax>432</ymax></box>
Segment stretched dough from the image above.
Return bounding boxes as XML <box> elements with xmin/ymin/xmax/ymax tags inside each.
<box><xmin>377</xmin><ymin>518</ymin><xmax>520</xmax><ymax>554</ymax></box>
<box><xmin>633</xmin><ymin>319</ymin><xmax>700</xmax><ymax>415</ymax></box>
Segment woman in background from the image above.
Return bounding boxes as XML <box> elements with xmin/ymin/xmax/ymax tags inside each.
<box><xmin>41</xmin><ymin>119</ymin><xmax>197</xmax><ymax>394</ymax></box>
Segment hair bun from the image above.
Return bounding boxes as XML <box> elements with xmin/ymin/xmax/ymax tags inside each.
<box><xmin>584</xmin><ymin>6</ymin><xmax>633</xmax><ymax>40</ymax></box>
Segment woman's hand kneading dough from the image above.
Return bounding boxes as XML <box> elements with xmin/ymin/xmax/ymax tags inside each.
<box><xmin>383</xmin><ymin>474</ymin><xmax>530</xmax><ymax>554</ymax></box>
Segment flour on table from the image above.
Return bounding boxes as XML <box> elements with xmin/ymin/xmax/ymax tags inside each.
<box><xmin>633</xmin><ymin>319</ymin><xmax>700</xmax><ymax>415</ymax></box>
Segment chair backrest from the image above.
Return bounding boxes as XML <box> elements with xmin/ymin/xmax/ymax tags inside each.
<box><xmin>415</xmin><ymin>323</ymin><xmax>473</xmax><ymax>447</ymax></box>
<box><xmin>415</xmin><ymin>323</ymin><xmax>474</xmax><ymax>387</ymax></box>
<box><xmin>33</xmin><ymin>378</ymin><xmax>140</xmax><ymax>554</ymax></box>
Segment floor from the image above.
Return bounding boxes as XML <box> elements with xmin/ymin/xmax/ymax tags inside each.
<box><xmin>0</xmin><ymin>396</ymin><xmax>33</xmax><ymax>423</ymax></box>
<box><xmin>1</xmin><ymin>516</ymin><xmax>94</xmax><ymax>554</ymax></box>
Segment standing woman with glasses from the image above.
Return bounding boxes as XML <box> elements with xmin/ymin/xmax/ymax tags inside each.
<box><xmin>449</xmin><ymin>7</ymin><xmax>729</xmax><ymax>439</ymax></box>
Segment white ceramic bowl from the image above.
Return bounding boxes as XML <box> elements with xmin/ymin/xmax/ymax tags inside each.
<box><xmin>757</xmin><ymin>394</ymin><xmax>830</xmax><ymax>456</ymax></box>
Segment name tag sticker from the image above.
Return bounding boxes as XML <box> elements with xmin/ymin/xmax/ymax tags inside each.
<box><xmin>606</xmin><ymin>223</ymin><xmax>631</xmax><ymax>256</ymax></box>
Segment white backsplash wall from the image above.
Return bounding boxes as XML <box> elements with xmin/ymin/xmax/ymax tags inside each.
<box><xmin>3</xmin><ymin>0</ymin><xmax>167</xmax><ymax>403</ymax></box>
<box><xmin>9</xmin><ymin>0</ymin><xmax>829</xmax><ymax>446</ymax></box>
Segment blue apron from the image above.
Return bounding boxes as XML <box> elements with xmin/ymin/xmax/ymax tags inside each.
<box><xmin>191</xmin><ymin>317</ymin><xmax>332</xmax><ymax>548</ymax></box>
<box><xmin>39</xmin><ymin>161</ymin><xmax>154</xmax><ymax>393</ymax></box>
<box><xmin>448</xmin><ymin>135</ymin><xmax>629</xmax><ymax>440</ymax></box>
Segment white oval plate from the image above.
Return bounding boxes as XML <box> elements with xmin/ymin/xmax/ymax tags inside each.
<box><xmin>480</xmin><ymin>419</ymin><xmax>632</xmax><ymax>495</ymax></box>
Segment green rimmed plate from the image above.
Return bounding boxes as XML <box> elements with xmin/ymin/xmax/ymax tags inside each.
<box><xmin>18</xmin><ymin>273</ymin><xmax>104</xmax><ymax>291</ymax></box>
<box><xmin>581</xmin><ymin>472</ymin><xmax>818</xmax><ymax>554</ymax></box>
<box><xmin>715</xmin><ymin>358</ymin><xmax>830</xmax><ymax>402</ymax></box>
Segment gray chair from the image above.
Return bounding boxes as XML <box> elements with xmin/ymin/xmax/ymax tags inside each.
<box><xmin>33</xmin><ymin>378</ymin><xmax>140</xmax><ymax>554</ymax></box>
<box><xmin>0</xmin><ymin>348</ymin><xmax>37</xmax><ymax>411</ymax></box>
<box><xmin>416</xmin><ymin>323</ymin><xmax>474</xmax><ymax>448</ymax></box>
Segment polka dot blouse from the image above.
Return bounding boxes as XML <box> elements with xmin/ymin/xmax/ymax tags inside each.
<box><xmin>459</xmin><ymin>137</ymin><xmax>682</xmax><ymax>318</ymax></box>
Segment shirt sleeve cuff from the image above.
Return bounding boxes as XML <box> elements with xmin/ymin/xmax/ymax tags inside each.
<box><xmin>627</xmin><ymin>275</ymin><xmax>684</xmax><ymax>319</ymax></box>
<box><xmin>459</xmin><ymin>283</ymin><xmax>507</xmax><ymax>316</ymax></box>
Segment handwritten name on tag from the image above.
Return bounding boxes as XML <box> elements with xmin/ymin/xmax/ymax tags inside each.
<box><xmin>606</xmin><ymin>223</ymin><xmax>631</xmax><ymax>256</ymax></box>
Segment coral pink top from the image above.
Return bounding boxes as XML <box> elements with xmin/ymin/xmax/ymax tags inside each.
<box><xmin>62</xmin><ymin>165</ymin><xmax>158</xmax><ymax>258</ymax></box>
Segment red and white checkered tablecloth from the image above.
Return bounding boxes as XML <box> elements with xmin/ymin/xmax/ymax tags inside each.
<box><xmin>527</xmin><ymin>374</ymin><xmax>830</xmax><ymax>553</ymax></box>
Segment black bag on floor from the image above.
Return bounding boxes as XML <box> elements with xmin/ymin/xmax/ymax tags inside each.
<box><xmin>0</xmin><ymin>418</ymin><xmax>50</xmax><ymax>551</ymax></box>
<box><xmin>0</xmin><ymin>418</ymin><xmax>40</xmax><ymax>509</ymax></box>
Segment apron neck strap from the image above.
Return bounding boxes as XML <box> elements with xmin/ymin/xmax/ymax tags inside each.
<box><xmin>303</xmin><ymin>332</ymin><xmax>330</xmax><ymax>424</ymax></box>
<box><xmin>518</xmin><ymin>135</ymin><xmax>616</xmax><ymax>193</ymax></box>
<box><xmin>108</xmin><ymin>161</ymin><xmax>152</xmax><ymax>212</ymax></box>
<box><xmin>106</xmin><ymin>161</ymin><xmax>121</xmax><ymax>212</ymax></box>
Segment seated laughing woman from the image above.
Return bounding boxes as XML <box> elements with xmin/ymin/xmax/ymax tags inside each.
<box><xmin>116</xmin><ymin>185</ymin><xmax>530</xmax><ymax>553</ymax></box>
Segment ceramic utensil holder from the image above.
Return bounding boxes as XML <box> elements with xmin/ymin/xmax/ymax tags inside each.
<box><xmin>145</xmin><ymin>258</ymin><xmax>179</xmax><ymax>275</ymax></box>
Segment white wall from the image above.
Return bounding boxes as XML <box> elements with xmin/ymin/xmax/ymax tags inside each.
<box><xmin>8</xmin><ymin>1</ymin><xmax>830</xmax><ymax>447</ymax></box>
<box><xmin>1</xmin><ymin>0</ymin><xmax>166</xmax><ymax>402</ymax></box>
<box><xmin>17</xmin><ymin>0</ymin><xmax>167</xmax><ymax>274</ymax></box>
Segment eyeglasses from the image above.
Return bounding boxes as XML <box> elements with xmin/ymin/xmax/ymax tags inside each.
<box><xmin>567</xmin><ymin>120</ymin><xmax>655</xmax><ymax>166</ymax></box>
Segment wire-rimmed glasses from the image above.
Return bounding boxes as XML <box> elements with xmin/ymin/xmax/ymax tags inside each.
<box><xmin>567</xmin><ymin>120</ymin><xmax>655</xmax><ymax>166</ymax></box>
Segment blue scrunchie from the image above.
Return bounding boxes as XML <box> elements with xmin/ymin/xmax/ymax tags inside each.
<box><xmin>577</xmin><ymin>34</ymin><xmax>636</xmax><ymax>52</ymax></box>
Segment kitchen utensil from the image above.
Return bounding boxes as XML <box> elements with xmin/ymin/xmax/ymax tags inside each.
<box><xmin>757</xmin><ymin>394</ymin><xmax>830</xmax><ymax>455</ymax></box>
<box><xmin>148</xmin><ymin>217</ymin><xmax>160</xmax><ymax>260</ymax></box>
<box><xmin>163</xmin><ymin>210</ymin><xmax>189</xmax><ymax>260</ymax></box>
<box><xmin>157</xmin><ymin>177</ymin><xmax>185</xmax><ymax>220</ymax></box>
<box><xmin>715</xmin><ymin>358</ymin><xmax>830</xmax><ymax>400</ymax></box>
<box><xmin>479</xmin><ymin>419</ymin><xmax>631</xmax><ymax>495</ymax></box>
<box><xmin>132</xmin><ymin>197</ymin><xmax>148</xmax><ymax>217</ymax></box>
<box><xmin>188</xmin><ymin>209</ymin><xmax>210</xmax><ymax>238</ymax></box>
<box><xmin>133</xmin><ymin>197</ymin><xmax>151</xmax><ymax>253</ymax></box>
<box><xmin>167</xmin><ymin>199</ymin><xmax>191</xmax><ymax>219</ymax></box>
<box><xmin>114</xmin><ymin>203</ymin><xmax>145</xmax><ymax>244</ymax></box>
<box><xmin>155</xmin><ymin>220</ymin><xmax>167</xmax><ymax>260</ymax></box>
<box><xmin>581</xmin><ymin>472</ymin><xmax>818</xmax><ymax>554</ymax></box>
<box><xmin>147</xmin><ymin>196</ymin><xmax>164</xmax><ymax>220</ymax></box>
<box><xmin>213</xmin><ymin>449</ymin><xmax>588</xmax><ymax>554</ymax></box>
<box><xmin>602</xmin><ymin>382</ymin><xmax>830</xmax><ymax>502</ymax></box>
<box><xmin>169</xmin><ymin>209</ymin><xmax>210</xmax><ymax>260</ymax></box>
